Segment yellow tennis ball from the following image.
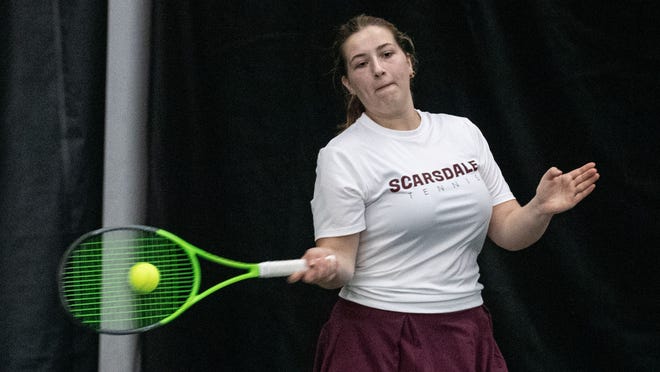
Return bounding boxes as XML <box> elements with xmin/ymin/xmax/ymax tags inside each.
<box><xmin>128</xmin><ymin>262</ymin><xmax>160</xmax><ymax>294</ymax></box>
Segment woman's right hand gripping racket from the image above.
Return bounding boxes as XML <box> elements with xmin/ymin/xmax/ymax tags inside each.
<box><xmin>58</xmin><ymin>226</ymin><xmax>307</xmax><ymax>334</ymax></box>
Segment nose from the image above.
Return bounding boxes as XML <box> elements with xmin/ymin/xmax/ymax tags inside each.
<box><xmin>372</xmin><ymin>61</ymin><xmax>385</xmax><ymax>78</ymax></box>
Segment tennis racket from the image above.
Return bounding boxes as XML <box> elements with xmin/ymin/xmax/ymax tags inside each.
<box><xmin>58</xmin><ymin>225</ymin><xmax>307</xmax><ymax>334</ymax></box>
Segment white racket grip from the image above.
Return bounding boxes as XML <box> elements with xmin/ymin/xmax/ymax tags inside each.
<box><xmin>258</xmin><ymin>259</ymin><xmax>308</xmax><ymax>278</ymax></box>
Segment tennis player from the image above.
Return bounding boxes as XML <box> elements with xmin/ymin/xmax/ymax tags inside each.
<box><xmin>289</xmin><ymin>14</ymin><xmax>599</xmax><ymax>371</ymax></box>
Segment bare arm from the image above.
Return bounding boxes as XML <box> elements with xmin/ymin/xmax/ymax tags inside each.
<box><xmin>488</xmin><ymin>162</ymin><xmax>600</xmax><ymax>251</ymax></box>
<box><xmin>288</xmin><ymin>233</ymin><xmax>359</xmax><ymax>289</ymax></box>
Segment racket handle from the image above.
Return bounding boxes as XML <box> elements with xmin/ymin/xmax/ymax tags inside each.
<box><xmin>258</xmin><ymin>259</ymin><xmax>308</xmax><ymax>278</ymax></box>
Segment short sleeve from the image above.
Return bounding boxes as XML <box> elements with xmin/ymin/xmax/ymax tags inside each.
<box><xmin>468</xmin><ymin>120</ymin><xmax>516</xmax><ymax>206</ymax></box>
<box><xmin>310</xmin><ymin>147</ymin><xmax>367</xmax><ymax>240</ymax></box>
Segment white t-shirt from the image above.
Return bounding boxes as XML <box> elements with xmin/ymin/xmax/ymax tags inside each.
<box><xmin>311</xmin><ymin>110</ymin><xmax>515</xmax><ymax>313</ymax></box>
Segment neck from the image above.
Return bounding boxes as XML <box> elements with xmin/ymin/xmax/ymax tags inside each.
<box><xmin>366</xmin><ymin>107</ymin><xmax>420</xmax><ymax>131</ymax></box>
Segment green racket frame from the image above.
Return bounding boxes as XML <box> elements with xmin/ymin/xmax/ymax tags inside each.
<box><xmin>58</xmin><ymin>226</ymin><xmax>306</xmax><ymax>334</ymax></box>
<box><xmin>155</xmin><ymin>228</ymin><xmax>261</xmax><ymax>325</ymax></box>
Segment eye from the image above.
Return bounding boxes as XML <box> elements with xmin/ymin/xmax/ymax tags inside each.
<box><xmin>353</xmin><ymin>61</ymin><xmax>367</xmax><ymax>69</ymax></box>
<box><xmin>382</xmin><ymin>50</ymin><xmax>395</xmax><ymax>58</ymax></box>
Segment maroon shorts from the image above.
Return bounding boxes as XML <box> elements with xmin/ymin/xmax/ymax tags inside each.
<box><xmin>314</xmin><ymin>298</ymin><xmax>508</xmax><ymax>372</ymax></box>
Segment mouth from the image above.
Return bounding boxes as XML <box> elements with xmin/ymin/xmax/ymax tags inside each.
<box><xmin>375</xmin><ymin>82</ymin><xmax>395</xmax><ymax>92</ymax></box>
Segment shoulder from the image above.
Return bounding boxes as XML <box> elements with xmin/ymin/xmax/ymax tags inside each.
<box><xmin>420</xmin><ymin>111</ymin><xmax>484</xmax><ymax>140</ymax></box>
<box><xmin>324</xmin><ymin>124</ymin><xmax>362</xmax><ymax>149</ymax></box>
<box><xmin>316</xmin><ymin>126</ymin><xmax>362</xmax><ymax>168</ymax></box>
<box><xmin>422</xmin><ymin>111</ymin><xmax>478</xmax><ymax>130</ymax></box>
<box><xmin>321</xmin><ymin>116</ymin><xmax>376</xmax><ymax>155</ymax></box>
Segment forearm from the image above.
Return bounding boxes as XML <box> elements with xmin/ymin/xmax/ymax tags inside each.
<box><xmin>488</xmin><ymin>198</ymin><xmax>554</xmax><ymax>251</ymax></box>
<box><xmin>489</xmin><ymin>163</ymin><xmax>599</xmax><ymax>250</ymax></box>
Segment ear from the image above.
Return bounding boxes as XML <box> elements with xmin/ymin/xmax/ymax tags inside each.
<box><xmin>341</xmin><ymin>76</ymin><xmax>354</xmax><ymax>95</ymax></box>
<box><xmin>406</xmin><ymin>54</ymin><xmax>414</xmax><ymax>75</ymax></box>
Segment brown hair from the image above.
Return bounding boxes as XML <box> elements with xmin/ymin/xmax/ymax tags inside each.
<box><xmin>332</xmin><ymin>15</ymin><xmax>418</xmax><ymax>130</ymax></box>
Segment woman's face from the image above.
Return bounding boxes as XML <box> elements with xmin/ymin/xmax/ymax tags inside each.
<box><xmin>341</xmin><ymin>25</ymin><xmax>414</xmax><ymax>119</ymax></box>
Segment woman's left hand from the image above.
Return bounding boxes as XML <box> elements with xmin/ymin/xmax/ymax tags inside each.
<box><xmin>533</xmin><ymin>162</ymin><xmax>600</xmax><ymax>215</ymax></box>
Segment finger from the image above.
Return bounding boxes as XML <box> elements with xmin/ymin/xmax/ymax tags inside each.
<box><xmin>303</xmin><ymin>255</ymin><xmax>337</xmax><ymax>284</ymax></box>
<box><xmin>574</xmin><ymin>183</ymin><xmax>597</xmax><ymax>203</ymax></box>
<box><xmin>287</xmin><ymin>271</ymin><xmax>304</xmax><ymax>283</ymax></box>
<box><xmin>577</xmin><ymin>162</ymin><xmax>596</xmax><ymax>172</ymax></box>
<box><xmin>308</xmin><ymin>254</ymin><xmax>337</xmax><ymax>267</ymax></box>
<box><xmin>543</xmin><ymin>166</ymin><xmax>563</xmax><ymax>180</ymax></box>
<box><xmin>573</xmin><ymin>172</ymin><xmax>599</xmax><ymax>200</ymax></box>
<box><xmin>573</xmin><ymin>169</ymin><xmax>597</xmax><ymax>184</ymax></box>
<box><xmin>568</xmin><ymin>162</ymin><xmax>597</xmax><ymax>180</ymax></box>
<box><xmin>575</xmin><ymin>169</ymin><xmax>600</xmax><ymax>188</ymax></box>
<box><xmin>299</xmin><ymin>264</ymin><xmax>320</xmax><ymax>283</ymax></box>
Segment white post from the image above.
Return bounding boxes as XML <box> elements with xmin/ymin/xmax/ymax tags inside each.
<box><xmin>100</xmin><ymin>0</ymin><xmax>151</xmax><ymax>371</ymax></box>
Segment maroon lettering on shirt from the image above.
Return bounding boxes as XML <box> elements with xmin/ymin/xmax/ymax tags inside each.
<box><xmin>388</xmin><ymin>160</ymin><xmax>480</xmax><ymax>192</ymax></box>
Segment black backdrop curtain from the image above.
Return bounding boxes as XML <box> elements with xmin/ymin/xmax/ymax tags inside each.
<box><xmin>1</xmin><ymin>1</ymin><xmax>658</xmax><ymax>371</ymax></box>
<box><xmin>0</xmin><ymin>1</ymin><xmax>105</xmax><ymax>371</ymax></box>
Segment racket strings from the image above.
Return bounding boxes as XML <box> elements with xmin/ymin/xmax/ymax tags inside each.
<box><xmin>60</xmin><ymin>229</ymin><xmax>196</xmax><ymax>332</ymax></box>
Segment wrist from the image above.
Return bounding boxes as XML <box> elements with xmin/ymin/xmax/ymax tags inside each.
<box><xmin>527</xmin><ymin>196</ymin><xmax>555</xmax><ymax>218</ymax></box>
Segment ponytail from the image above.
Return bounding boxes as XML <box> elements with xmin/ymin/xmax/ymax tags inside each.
<box><xmin>339</xmin><ymin>94</ymin><xmax>365</xmax><ymax>132</ymax></box>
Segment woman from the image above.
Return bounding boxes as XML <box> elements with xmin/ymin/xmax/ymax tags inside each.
<box><xmin>289</xmin><ymin>15</ymin><xmax>599</xmax><ymax>371</ymax></box>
